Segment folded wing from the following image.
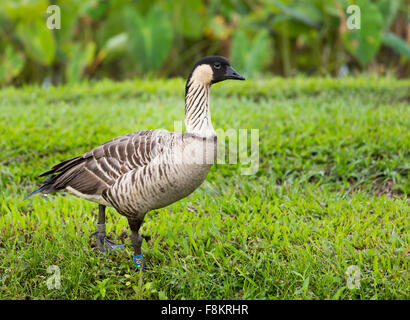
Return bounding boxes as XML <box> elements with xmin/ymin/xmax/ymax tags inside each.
<box><xmin>26</xmin><ymin>130</ymin><xmax>169</xmax><ymax>199</ymax></box>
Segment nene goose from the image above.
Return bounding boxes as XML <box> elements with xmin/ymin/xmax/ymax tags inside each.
<box><xmin>26</xmin><ymin>56</ymin><xmax>245</xmax><ymax>268</ymax></box>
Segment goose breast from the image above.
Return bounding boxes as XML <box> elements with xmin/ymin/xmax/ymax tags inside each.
<box><xmin>103</xmin><ymin>133</ymin><xmax>217</xmax><ymax>217</ymax></box>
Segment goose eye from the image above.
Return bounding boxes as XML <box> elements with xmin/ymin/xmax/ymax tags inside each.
<box><xmin>214</xmin><ymin>63</ymin><xmax>221</xmax><ymax>69</ymax></box>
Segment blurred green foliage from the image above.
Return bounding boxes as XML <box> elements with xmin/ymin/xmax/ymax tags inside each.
<box><xmin>0</xmin><ymin>0</ymin><xmax>408</xmax><ymax>85</ymax></box>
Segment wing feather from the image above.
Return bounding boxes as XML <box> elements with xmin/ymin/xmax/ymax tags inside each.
<box><xmin>27</xmin><ymin>130</ymin><xmax>170</xmax><ymax>198</ymax></box>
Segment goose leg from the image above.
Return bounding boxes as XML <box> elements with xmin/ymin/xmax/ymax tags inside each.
<box><xmin>129</xmin><ymin>218</ymin><xmax>147</xmax><ymax>269</ymax></box>
<box><xmin>90</xmin><ymin>204</ymin><xmax>125</xmax><ymax>251</ymax></box>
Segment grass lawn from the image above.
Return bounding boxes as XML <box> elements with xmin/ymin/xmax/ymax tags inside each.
<box><xmin>0</xmin><ymin>77</ymin><xmax>408</xmax><ymax>299</ymax></box>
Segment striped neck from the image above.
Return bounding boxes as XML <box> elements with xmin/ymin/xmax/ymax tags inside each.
<box><xmin>184</xmin><ymin>82</ymin><xmax>215</xmax><ymax>137</ymax></box>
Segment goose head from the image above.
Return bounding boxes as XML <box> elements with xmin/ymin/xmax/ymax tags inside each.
<box><xmin>187</xmin><ymin>56</ymin><xmax>245</xmax><ymax>88</ymax></box>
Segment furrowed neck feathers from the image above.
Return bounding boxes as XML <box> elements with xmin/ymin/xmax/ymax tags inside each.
<box><xmin>184</xmin><ymin>65</ymin><xmax>215</xmax><ymax>137</ymax></box>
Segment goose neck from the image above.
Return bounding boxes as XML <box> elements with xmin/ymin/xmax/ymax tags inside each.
<box><xmin>184</xmin><ymin>83</ymin><xmax>215</xmax><ymax>137</ymax></box>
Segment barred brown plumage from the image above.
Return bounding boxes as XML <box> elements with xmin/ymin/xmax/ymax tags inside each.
<box><xmin>26</xmin><ymin>56</ymin><xmax>245</xmax><ymax>264</ymax></box>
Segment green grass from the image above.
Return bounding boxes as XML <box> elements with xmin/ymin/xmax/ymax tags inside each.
<box><xmin>0</xmin><ymin>76</ymin><xmax>409</xmax><ymax>299</ymax></box>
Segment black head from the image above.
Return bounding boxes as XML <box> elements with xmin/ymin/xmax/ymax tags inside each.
<box><xmin>187</xmin><ymin>56</ymin><xmax>245</xmax><ymax>88</ymax></box>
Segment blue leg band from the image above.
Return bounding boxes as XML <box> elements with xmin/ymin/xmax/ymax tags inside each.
<box><xmin>133</xmin><ymin>254</ymin><xmax>146</xmax><ymax>270</ymax></box>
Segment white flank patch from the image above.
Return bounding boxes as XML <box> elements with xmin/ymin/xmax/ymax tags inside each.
<box><xmin>66</xmin><ymin>186</ymin><xmax>110</xmax><ymax>206</ymax></box>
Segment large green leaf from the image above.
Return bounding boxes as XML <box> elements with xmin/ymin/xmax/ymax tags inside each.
<box><xmin>124</xmin><ymin>6</ymin><xmax>173</xmax><ymax>73</ymax></box>
<box><xmin>382</xmin><ymin>32</ymin><xmax>410</xmax><ymax>59</ymax></box>
<box><xmin>266</xmin><ymin>0</ymin><xmax>324</xmax><ymax>38</ymax></box>
<box><xmin>0</xmin><ymin>45</ymin><xmax>25</xmax><ymax>84</ymax></box>
<box><xmin>99</xmin><ymin>33</ymin><xmax>128</xmax><ymax>63</ymax></box>
<box><xmin>231</xmin><ymin>29</ymin><xmax>272</xmax><ymax>77</ymax></box>
<box><xmin>96</xmin><ymin>6</ymin><xmax>126</xmax><ymax>48</ymax></box>
<box><xmin>83</xmin><ymin>0</ymin><xmax>109</xmax><ymax>20</ymax></box>
<box><xmin>231</xmin><ymin>30</ymin><xmax>247</xmax><ymax>71</ymax></box>
<box><xmin>342</xmin><ymin>0</ymin><xmax>384</xmax><ymax>67</ymax></box>
<box><xmin>55</xmin><ymin>0</ymin><xmax>81</xmax><ymax>46</ymax></box>
<box><xmin>376</xmin><ymin>0</ymin><xmax>402</xmax><ymax>29</ymax></box>
<box><xmin>1</xmin><ymin>0</ymin><xmax>48</xmax><ymax>23</ymax></box>
<box><xmin>65</xmin><ymin>42</ymin><xmax>95</xmax><ymax>83</ymax></box>
<box><xmin>265</xmin><ymin>0</ymin><xmax>322</xmax><ymax>28</ymax></box>
<box><xmin>16</xmin><ymin>19</ymin><xmax>55</xmax><ymax>66</ymax></box>
<box><xmin>163</xmin><ymin>0</ymin><xmax>205</xmax><ymax>39</ymax></box>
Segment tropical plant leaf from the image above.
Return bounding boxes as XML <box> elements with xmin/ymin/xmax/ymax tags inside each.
<box><xmin>145</xmin><ymin>7</ymin><xmax>173</xmax><ymax>71</ymax></box>
<box><xmin>99</xmin><ymin>33</ymin><xmax>128</xmax><ymax>62</ymax></box>
<box><xmin>55</xmin><ymin>0</ymin><xmax>81</xmax><ymax>46</ymax></box>
<box><xmin>65</xmin><ymin>42</ymin><xmax>95</xmax><ymax>83</ymax></box>
<box><xmin>1</xmin><ymin>0</ymin><xmax>48</xmax><ymax>23</ymax></box>
<box><xmin>124</xmin><ymin>6</ymin><xmax>173</xmax><ymax>73</ymax></box>
<box><xmin>231</xmin><ymin>30</ymin><xmax>247</xmax><ymax>70</ymax></box>
<box><xmin>231</xmin><ymin>29</ymin><xmax>272</xmax><ymax>77</ymax></box>
<box><xmin>265</xmin><ymin>0</ymin><xmax>322</xmax><ymax>28</ymax></box>
<box><xmin>103</xmin><ymin>33</ymin><xmax>128</xmax><ymax>55</ymax></box>
<box><xmin>84</xmin><ymin>0</ymin><xmax>109</xmax><ymax>20</ymax></box>
<box><xmin>165</xmin><ymin>0</ymin><xmax>205</xmax><ymax>39</ymax></box>
<box><xmin>0</xmin><ymin>45</ymin><xmax>25</xmax><ymax>84</ymax></box>
<box><xmin>95</xmin><ymin>5</ymin><xmax>126</xmax><ymax>48</ymax></box>
<box><xmin>376</xmin><ymin>0</ymin><xmax>402</xmax><ymax>29</ymax></box>
<box><xmin>342</xmin><ymin>0</ymin><xmax>384</xmax><ymax>67</ymax></box>
<box><xmin>16</xmin><ymin>19</ymin><xmax>55</xmax><ymax>66</ymax></box>
<box><xmin>382</xmin><ymin>32</ymin><xmax>410</xmax><ymax>59</ymax></box>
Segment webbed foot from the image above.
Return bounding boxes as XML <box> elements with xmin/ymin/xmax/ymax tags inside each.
<box><xmin>90</xmin><ymin>223</ymin><xmax>125</xmax><ymax>252</ymax></box>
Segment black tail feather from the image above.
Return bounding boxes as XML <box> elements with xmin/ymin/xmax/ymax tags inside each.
<box><xmin>24</xmin><ymin>184</ymin><xmax>51</xmax><ymax>200</ymax></box>
<box><xmin>38</xmin><ymin>156</ymin><xmax>82</xmax><ymax>177</ymax></box>
<box><xmin>25</xmin><ymin>155</ymin><xmax>86</xmax><ymax>200</ymax></box>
